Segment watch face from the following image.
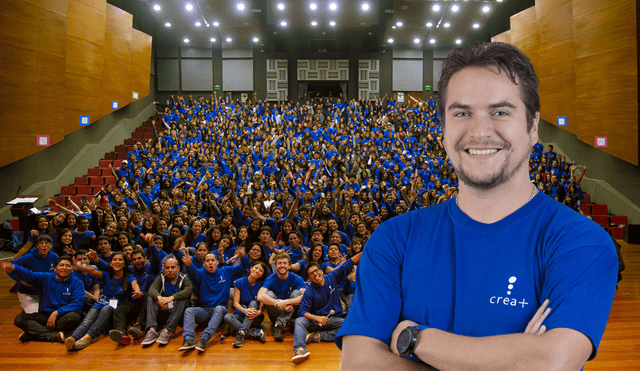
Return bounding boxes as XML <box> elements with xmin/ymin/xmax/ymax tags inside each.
<box><xmin>397</xmin><ymin>328</ymin><xmax>412</xmax><ymax>354</ymax></box>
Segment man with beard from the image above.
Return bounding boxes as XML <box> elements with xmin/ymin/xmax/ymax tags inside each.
<box><xmin>338</xmin><ymin>43</ymin><xmax>618</xmax><ymax>370</ymax></box>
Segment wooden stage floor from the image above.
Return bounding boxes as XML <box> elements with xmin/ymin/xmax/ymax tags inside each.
<box><xmin>1</xmin><ymin>240</ymin><xmax>639</xmax><ymax>370</ymax></box>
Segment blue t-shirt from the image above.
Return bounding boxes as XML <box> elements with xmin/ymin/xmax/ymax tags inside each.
<box><xmin>233</xmin><ymin>276</ymin><xmax>264</xmax><ymax>314</ymax></box>
<box><xmin>262</xmin><ymin>272</ymin><xmax>306</xmax><ymax>299</ymax></box>
<box><xmin>335</xmin><ymin>193</ymin><xmax>618</xmax><ymax>362</ymax></box>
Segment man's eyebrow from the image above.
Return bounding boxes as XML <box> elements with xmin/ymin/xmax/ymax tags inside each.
<box><xmin>488</xmin><ymin>101</ymin><xmax>517</xmax><ymax>109</ymax></box>
<box><xmin>447</xmin><ymin>102</ymin><xmax>470</xmax><ymax>111</ymax></box>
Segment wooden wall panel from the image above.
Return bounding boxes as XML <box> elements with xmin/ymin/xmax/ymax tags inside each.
<box><xmin>510</xmin><ymin>7</ymin><xmax>538</xmax><ymax>72</ymax></box>
<box><xmin>537</xmin><ymin>40</ymin><xmax>575</xmax><ymax>78</ymax></box>
<box><xmin>491</xmin><ymin>30</ymin><xmax>511</xmax><ymax>44</ymax></box>
<box><xmin>573</xmin><ymin>1</ymin><xmax>636</xmax><ymax>59</ymax></box>
<box><xmin>0</xmin><ymin>0</ymin><xmax>67</xmax><ymax>168</ymax></box>
<box><xmin>572</xmin><ymin>0</ymin><xmax>618</xmax><ymax>19</ymax></box>
<box><xmin>575</xmin><ymin>46</ymin><xmax>637</xmax><ymax>99</ymax></box>
<box><xmin>539</xmin><ymin>73</ymin><xmax>576</xmax><ymax>132</ymax></box>
<box><xmin>130</xmin><ymin>29</ymin><xmax>152</xmax><ymax>100</ymax></box>
<box><xmin>102</xmin><ymin>3</ymin><xmax>132</xmax><ymax>116</ymax></box>
<box><xmin>536</xmin><ymin>2</ymin><xmax>573</xmax><ymax>46</ymax></box>
<box><xmin>67</xmin><ymin>0</ymin><xmax>105</xmax><ymax>45</ymax></box>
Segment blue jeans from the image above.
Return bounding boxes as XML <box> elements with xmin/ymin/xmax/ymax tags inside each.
<box><xmin>145</xmin><ymin>296</ymin><xmax>188</xmax><ymax>333</ymax></box>
<box><xmin>265</xmin><ymin>290</ymin><xmax>302</xmax><ymax>327</ymax></box>
<box><xmin>223</xmin><ymin>300</ymin><xmax>264</xmax><ymax>333</ymax></box>
<box><xmin>71</xmin><ymin>305</ymin><xmax>114</xmax><ymax>340</ymax></box>
<box><xmin>293</xmin><ymin>316</ymin><xmax>344</xmax><ymax>350</ymax></box>
<box><xmin>182</xmin><ymin>305</ymin><xmax>227</xmax><ymax>342</ymax></box>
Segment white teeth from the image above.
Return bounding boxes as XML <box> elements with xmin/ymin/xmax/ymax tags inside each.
<box><xmin>468</xmin><ymin>148</ymin><xmax>498</xmax><ymax>155</ymax></box>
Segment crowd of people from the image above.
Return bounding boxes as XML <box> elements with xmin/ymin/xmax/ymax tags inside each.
<box><xmin>3</xmin><ymin>90</ymin><xmax>588</xmax><ymax>364</ymax></box>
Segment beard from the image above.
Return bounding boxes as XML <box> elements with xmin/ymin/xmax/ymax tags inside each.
<box><xmin>454</xmin><ymin>142</ymin><xmax>530</xmax><ymax>191</ymax></box>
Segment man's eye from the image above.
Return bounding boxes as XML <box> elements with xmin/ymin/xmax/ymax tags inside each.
<box><xmin>453</xmin><ymin>112</ymin><xmax>468</xmax><ymax>117</ymax></box>
<box><xmin>493</xmin><ymin>111</ymin><xmax>508</xmax><ymax>116</ymax></box>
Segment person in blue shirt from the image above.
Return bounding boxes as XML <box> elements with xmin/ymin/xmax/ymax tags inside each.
<box><xmin>338</xmin><ymin>42</ymin><xmax>618</xmax><ymax>370</ymax></box>
<box><xmin>3</xmin><ymin>255</ymin><xmax>84</xmax><ymax>343</ymax></box>
<box><xmin>291</xmin><ymin>252</ymin><xmax>361</xmax><ymax>364</ymax></box>
<box><xmin>257</xmin><ymin>253</ymin><xmax>306</xmax><ymax>342</ymax></box>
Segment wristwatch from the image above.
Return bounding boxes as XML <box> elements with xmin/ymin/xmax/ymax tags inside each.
<box><xmin>397</xmin><ymin>325</ymin><xmax>430</xmax><ymax>361</ymax></box>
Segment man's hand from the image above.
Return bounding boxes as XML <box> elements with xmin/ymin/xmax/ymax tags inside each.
<box><xmin>47</xmin><ymin>311</ymin><xmax>58</xmax><ymax>329</ymax></box>
<box><xmin>245</xmin><ymin>307</ymin><xmax>260</xmax><ymax>319</ymax></box>
<box><xmin>132</xmin><ymin>291</ymin><xmax>144</xmax><ymax>299</ymax></box>
<box><xmin>524</xmin><ymin>299</ymin><xmax>550</xmax><ymax>335</ymax></box>
<box><xmin>314</xmin><ymin>315</ymin><xmax>329</xmax><ymax>326</ymax></box>
<box><xmin>157</xmin><ymin>296</ymin><xmax>174</xmax><ymax>307</ymax></box>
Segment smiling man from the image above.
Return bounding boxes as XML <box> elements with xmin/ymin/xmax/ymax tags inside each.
<box><xmin>337</xmin><ymin>43</ymin><xmax>618</xmax><ymax>370</ymax></box>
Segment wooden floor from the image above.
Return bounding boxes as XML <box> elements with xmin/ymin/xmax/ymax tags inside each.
<box><xmin>1</xmin><ymin>240</ymin><xmax>639</xmax><ymax>370</ymax></box>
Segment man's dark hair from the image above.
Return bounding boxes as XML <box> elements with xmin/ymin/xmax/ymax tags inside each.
<box><xmin>306</xmin><ymin>261</ymin><xmax>323</xmax><ymax>275</ymax></box>
<box><xmin>437</xmin><ymin>42</ymin><xmax>540</xmax><ymax>132</ymax></box>
<box><xmin>97</xmin><ymin>235</ymin><xmax>111</xmax><ymax>243</ymax></box>
<box><xmin>35</xmin><ymin>234</ymin><xmax>53</xmax><ymax>245</ymax></box>
<box><xmin>131</xmin><ymin>248</ymin><xmax>146</xmax><ymax>258</ymax></box>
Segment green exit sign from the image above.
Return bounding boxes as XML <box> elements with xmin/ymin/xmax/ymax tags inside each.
<box><xmin>425</xmin><ymin>87</ymin><xmax>432</xmax><ymax>91</ymax></box>
<box><xmin>214</xmin><ymin>86</ymin><xmax>221</xmax><ymax>90</ymax></box>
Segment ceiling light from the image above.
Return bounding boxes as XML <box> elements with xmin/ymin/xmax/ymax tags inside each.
<box><xmin>164</xmin><ymin>22</ymin><xmax>171</xmax><ymax>27</ymax></box>
<box><xmin>444</xmin><ymin>22</ymin><xmax>450</xmax><ymax>28</ymax></box>
<box><xmin>213</xmin><ymin>21</ymin><xmax>219</xmax><ymax>27</ymax></box>
<box><xmin>362</xmin><ymin>3</ymin><xmax>370</xmax><ymax>11</ymax></box>
<box><xmin>392</xmin><ymin>26</ymin><xmax>396</xmax><ymax>29</ymax></box>
<box><xmin>429</xmin><ymin>38</ymin><xmax>436</xmax><ymax>44</ymax></box>
<box><xmin>280</xmin><ymin>21</ymin><xmax>287</xmax><ymax>26</ymax></box>
<box><xmin>226</xmin><ymin>37</ymin><xmax>232</xmax><ymax>42</ymax></box>
<box><xmin>237</xmin><ymin>3</ymin><xmax>246</xmax><ymax>11</ymax></box>
<box><xmin>433</xmin><ymin>4</ymin><xmax>440</xmax><ymax>12</ymax></box>
<box><xmin>183</xmin><ymin>38</ymin><xmax>189</xmax><ymax>43</ymax></box>
<box><xmin>153</xmin><ymin>4</ymin><xmax>161</xmax><ymax>11</ymax></box>
<box><xmin>473</xmin><ymin>23</ymin><xmax>480</xmax><ymax>29</ymax></box>
<box><xmin>311</xmin><ymin>21</ymin><xmax>317</xmax><ymax>26</ymax></box>
<box><xmin>310</xmin><ymin>3</ymin><xmax>317</xmax><ymax>10</ymax></box>
<box><xmin>210</xmin><ymin>38</ymin><xmax>216</xmax><ymax>42</ymax></box>
<box><xmin>396</xmin><ymin>21</ymin><xmax>403</xmax><ymax>27</ymax></box>
<box><xmin>455</xmin><ymin>39</ymin><xmax>462</xmax><ymax>44</ymax></box>
<box><xmin>387</xmin><ymin>38</ymin><xmax>394</xmax><ymax>43</ymax></box>
<box><xmin>414</xmin><ymin>38</ymin><xmax>420</xmax><ymax>44</ymax></box>
<box><xmin>451</xmin><ymin>5</ymin><xmax>459</xmax><ymax>12</ymax></box>
<box><xmin>253</xmin><ymin>37</ymin><xmax>259</xmax><ymax>42</ymax></box>
<box><xmin>330</xmin><ymin>21</ymin><xmax>336</xmax><ymax>26</ymax></box>
<box><xmin>329</xmin><ymin>3</ymin><xmax>337</xmax><ymax>11</ymax></box>
<box><xmin>426</xmin><ymin>22</ymin><xmax>433</xmax><ymax>27</ymax></box>
<box><xmin>497</xmin><ymin>0</ymin><xmax>503</xmax><ymax>2</ymax></box>
<box><xmin>195</xmin><ymin>22</ymin><xmax>201</xmax><ymax>27</ymax></box>
<box><xmin>277</xmin><ymin>3</ymin><xmax>285</xmax><ymax>10</ymax></box>
<box><xmin>185</xmin><ymin>3</ymin><xmax>193</xmax><ymax>11</ymax></box>
<box><xmin>482</xmin><ymin>5</ymin><xmax>490</xmax><ymax>13</ymax></box>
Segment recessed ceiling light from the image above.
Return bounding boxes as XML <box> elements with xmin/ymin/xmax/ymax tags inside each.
<box><xmin>430</xmin><ymin>38</ymin><xmax>436</xmax><ymax>44</ymax></box>
<box><xmin>414</xmin><ymin>38</ymin><xmax>420</xmax><ymax>44</ymax></box>
<box><xmin>277</xmin><ymin>3</ymin><xmax>285</xmax><ymax>10</ymax></box>
<box><xmin>444</xmin><ymin>22</ymin><xmax>450</xmax><ymax>28</ymax></box>
<box><xmin>392</xmin><ymin>25</ymin><xmax>396</xmax><ymax>29</ymax></box>
<box><xmin>185</xmin><ymin>3</ymin><xmax>193</xmax><ymax>11</ymax></box>
<box><xmin>310</xmin><ymin>3</ymin><xmax>317</xmax><ymax>10</ymax></box>
<box><xmin>226</xmin><ymin>37</ymin><xmax>232</xmax><ymax>42</ymax></box>
<box><xmin>497</xmin><ymin>0</ymin><xmax>503</xmax><ymax>2</ymax></box>
<box><xmin>210</xmin><ymin>38</ymin><xmax>216</xmax><ymax>42</ymax></box>
<box><xmin>311</xmin><ymin>21</ymin><xmax>317</xmax><ymax>26</ymax></box>
<box><xmin>253</xmin><ymin>37</ymin><xmax>259</xmax><ymax>42</ymax></box>
<box><xmin>280</xmin><ymin>21</ymin><xmax>287</xmax><ymax>26</ymax></box>
<box><xmin>164</xmin><ymin>22</ymin><xmax>171</xmax><ymax>27</ymax></box>
<box><xmin>396</xmin><ymin>21</ymin><xmax>403</xmax><ymax>27</ymax></box>
<box><xmin>455</xmin><ymin>39</ymin><xmax>462</xmax><ymax>44</ymax></box>
<box><xmin>183</xmin><ymin>38</ymin><xmax>189</xmax><ymax>43</ymax></box>
<box><xmin>330</xmin><ymin>21</ymin><xmax>336</xmax><ymax>26</ymax></box>
<box><xmin>451</xmin><ymin>5</ymin><xmax>459</xmax><ymax>12</ymax></box>
<box><xmin>388</xmin><ymin>38</ymin><xmax>394</xmax><ymax>43</ymax></box>
<box><xmin>362</xmin><ymin>3</ymin><xmax>370</xmax><ymax>11</ymax></box>
<box><xmin>153</xmin><ymin>4</ymin><xmax>161</xmax><ymax>11</ymax></box>
<box><xmin>195</xmin><ymin>21</ymin><xmax>201</xmax><ymax>27</ymax></box>
<box><xmin>329</xmin><ymin>3</ymin><xmax>337</xmax><ymax>11</ymax></box>
<box><xmin>433</xmin><ymin>4</ymin><xmax>440</xmax><ymax>12</ymax></box>
<box><xmin>482</xmin><ymin>5</ymin><xmax>490</xmax><ymax>13</ymax></box>
<box><xmin>473</xmin><ymin>23</ymin><xmax>480</xmax><ymax>29</ymax></box>
<box><xmin>213</xmin><ymin>21</ymin><xmax>219</xmax><ymax>27</ymax></box>
<box><xmin>237</xmin><ymin>3</ymin><xmax>245</xmax><ymax>11</ymax></box>
<box><xmin>426</xmin><ymin>22</ymin><xmax>433</xmax><ymax>27</ymax></box>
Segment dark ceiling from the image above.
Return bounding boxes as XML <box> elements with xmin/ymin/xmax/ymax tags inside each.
<box><xmin>145</xmin><ymin>0</ymin><xmax>512</xmax><ymax>52</ymax></box>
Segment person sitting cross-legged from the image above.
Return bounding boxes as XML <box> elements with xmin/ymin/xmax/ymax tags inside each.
<box><xmin>291</xmin><ymin>252</ymin><xmax>362</xmax><ymax>364</ymax></box>
<box><xmin>141</xmin><ymin>257</ymin><xmax>193</xmax><ymax>346</ymax></box>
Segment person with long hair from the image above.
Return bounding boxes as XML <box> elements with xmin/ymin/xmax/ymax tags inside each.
<box><xmin>12</xmin><ymin>215</ymin><xmax>58</xmax><ymax>261</ymax></box>
<box><xmin>52</xmin><ymin>229</ymin><xmax>77</xmax><ymax>256</ymax></box>
<box><xmin>289</xmin><ymin>243</ymin><xmax>328</xmax><ymax>282</ymax></box>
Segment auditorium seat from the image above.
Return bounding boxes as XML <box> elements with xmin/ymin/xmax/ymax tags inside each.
<box><xmin>99</xmin><ymin>160</ymin><xmax>112</xmax><ymax>168</ymax></box>
<box><xmin>104</xmin><ymin>152</ymin><xmax>116</xmax><ymax>160</ymax></box>
<box><xmin>124</xmin><ymin>138</ymin><xmax>135</xmax><ymax>145</ymax></box>
<box><xmin>611</xmin><ymin>227</ymin><xmax>624</xmax><ymax>239</ymax></box>
<box><xmin>592</xmin><ymin>215</ymin><xmax>610</xmax><ymax>226</ymax></box>
<box><xmin>60</xmin><ymin>186</ymin><xmax>75</xmax><ymax>195</ymax></box>
<box><xmin>87</xmin><ymin>168</ymin><xmax>101</xmax><ymax>177</ymax></box>
<box><xmin>74</xmin><ymin>176</ymin><xmax>89</xmax><ymax>186</ymax></box>
<box><xmin>112</xmin><ymin>159</ymin><xmax>123</xmax><ymax>168</ymax></box>
<box><xmin>591</xmin><ymin>204</ymin><xmax>608</xmax><ymax>215</ymax></box>
<box><xmin>579</xmin><ymin>204</ymin><xmax>591</xmax><ymax>215</ymax></box>
<box><xmin>89</xmin><ymin>176</ymin><xmax>103</xmax><ymax>185</ymax></box>
<box><xmin>76</xmin><ymin>185</ymin><xmax>92</xmax><ymax>195</ymax></box>
<box><xmin>611</xmin><ymin>215</ymin><xmax>628</xmax><ymax>226</ymax></box>
<box><xmin>104</xmin><ymin>176</ymin><xmax>116</xmax><ymax>185</ymax></box>
<box><xmin>583</xmin><ymin>193</ymin><xmax>591</xmax><ymax>204</ymax></box>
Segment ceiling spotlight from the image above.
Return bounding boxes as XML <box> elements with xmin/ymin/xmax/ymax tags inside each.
<box><xmin>310</xmin><ymin>3</ymin><xmax>317</xmax><ymax>10</ymax></box>
<box><xmin>426</xmin><ymin>22</ymin><xmax>433</xmax><ymax>27</ymax></box>
<box><xmin>195</xmin><ymin>22</ymin><xmax>201</xmax><ymax>27</ymax></box>
<box><xmin>153</xmin><ymin>4</ymin><xmax>161</xmax><ymax>11</ymax></box>
<box><xmin>451</xmin><ymin>5</ymin><xmax>459</xmax><ymax>12</ymax></box>
<box><xmin>280</xmin><ymin>21</ymin><xmax>287</xmax><ymax>26</ymax></box>
<box><xmin>185</xmin><ymin>3</ymin><xmax>193</xmax><ymax>11</ymax></box>
<box><xmin>396</xmin><ymin>21</ymin><xmax>403</xmax><ymax>27</ymax></box>
<box><xmin>482</xmin><ymin>5</ymin><xmax>490</xmax><ymax>13</ymax></box>
<box><xmin>433</xmin><ymin>4</ymin><xmax>440</xmax><ymax>12</ymax></box>
<box><xmin>253</xmin><ymin>37</ymin><xmax>259</xmax><ymax>42</ymax></box>
<box><xmin>183</xmin><ymin>38</ymin><xmax>189</xmax><ymax>43</ymax></box>
<box><xmin>329</xmin><ymin>3</ymin><xmax>337</xmax><ymax>11</ymax></box>
<box><xmin>429</xmin><ymin>38</ymin><xmax>436</xmax><ymax>44</ymax></box>
<box><xmin>213</xmin><ymin>21</ymin><xmax>219</xmax><ymax>27</ymax></box>
<box><xmin>330</xmin><ymin>21</ymin><xmax>336</xmax><ymax>26</ymax></box>
<box><xmin>414</xmin><ymin>38</ymin><xmax>420</xmax><ymax>44</ymax></box>
<box><xmin>497</xmin><ymin>0</ymin><xmax>503</xmax><ymax>2</ymax></box>
<box><xmin>362</xmin><ymin>3</ymin><xmax>370</xmax><ymax>11</ymax></box>
<box><xmin>210</xmin><ymin>38</ymin><xmax>216</xmax><ymax>42</ymax></box>
<box><xmin>473</xmin><ymin>23</ymin><xmax>480</xmax><ymax>29</ymax></box>
<box><xmin>444</xmin><ymin>22</ymin><xmax>450</xmax><ymax>28</ymax></box>
<box><xmin>392</xmin><ymin>25</ymin><xmax>396</xmax><ymax>29</ymax></box>
<box><xmin>164</xmin><ymin>22</ymin><xmax>171</xmax><ymax>27</ymax></box>
<box><xmin>455</xmin><ymin>39</ymin><xmax>462</xmax><ymax>44</ymax></box>
<box><xmin>311</xmin><ymin>21</ymin><xmax>317</xmax><ymax>26</ymax></box>
<box><xmin>226</xmin><ymin>37</ymin><xmax>232</xmax><ymax>42</ymax></box>
<box><xmin>387</xmin><ymin>38</ymin><xmax>394</xmax><ymax>43</ymax></box>
<box><xmin>277</xmin><ymin>3</ymin><xmax>285</xmax><ymax>10</ymax></box>
<box><xmin>237</xmin><ymin>3</ymin><xmax>245</xmax><ymax>11</ymax></box>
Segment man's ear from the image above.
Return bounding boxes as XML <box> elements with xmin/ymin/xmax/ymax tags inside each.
<box><xmin>529</xmin><ymin>112</ymin><xmax>540</xmax><ymax>146</ymax></box>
